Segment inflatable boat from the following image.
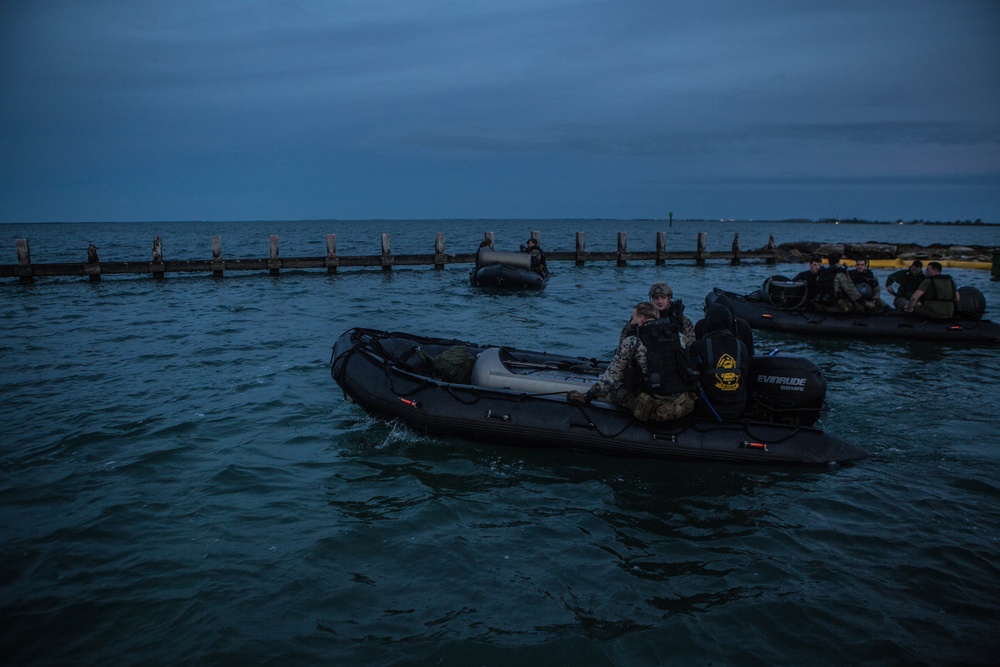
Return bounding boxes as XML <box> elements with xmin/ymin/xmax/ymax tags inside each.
<box><xmin>470</xmin><ymin>247</ymin><xmax>549</xmax><ymax>289</ymax></box>
<box><xmin>330</xmin><ymin>328</ymin><xmax>868</xmax><ymax>466</ymax></box>
<box><xmin>707</xmin><ymin>278</ymin><xmax>1000</xmax><ymax>345</ymax></box>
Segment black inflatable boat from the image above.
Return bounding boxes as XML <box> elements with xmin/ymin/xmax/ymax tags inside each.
<box><xmin>707</xmin><ymin>279</ymin><xmax>1000</xmax><ymax>345</ymax></box>
<box><xmin>330</xmin><ymin>328</ymin><xmax>868</xmax><ymax>466</ymax></box>
<box><xmin>470</xmin><ymin>247</ymin><xmax>549</xmax><ymax>289</ymax></box>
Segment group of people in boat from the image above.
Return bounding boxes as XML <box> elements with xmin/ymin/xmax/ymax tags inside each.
<box><xmin>567</xmin><ymin>281</ymin><xmax>752</xmax><ymax>423</ymax></box>
<box><xmin>792</xmin><ymin>253</ymin><xmax>959</xmax><ymax>318</ymax></box>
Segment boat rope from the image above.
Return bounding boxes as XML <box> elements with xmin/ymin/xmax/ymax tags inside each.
<box><xmin>566</xmin><ymin>403</ymin><xmax>634</xmax><ymax>438</ymax></box>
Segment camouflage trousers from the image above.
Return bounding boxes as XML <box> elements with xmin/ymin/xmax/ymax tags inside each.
<box><xmin>610</xmin><ymin>385</ymin><xmax>696</xmax><ymax>421</ymax></box>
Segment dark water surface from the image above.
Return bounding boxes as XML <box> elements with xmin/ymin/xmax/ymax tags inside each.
<box><xmin>2</xmin><ymin>220</ymin><xmax>999</xmax><ymax>665</ymax></box>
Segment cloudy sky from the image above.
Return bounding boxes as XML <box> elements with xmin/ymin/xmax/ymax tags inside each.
<box><xmin>1</xmin><ymin>0</ymin><xmax>998</xmax><ymax>223</ymax></box>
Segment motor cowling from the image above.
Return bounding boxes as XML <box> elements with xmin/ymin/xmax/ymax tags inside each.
<box><xmin>955</xmin><ymin>286</ymin><xmax>987</xmax><ymax>320</ymax></box>
<box><xmin>761</xmin><ymin>275</ymin><xmax>808</xmax><ymax>309</ymax></box>
<box><xmin>743</xmin><ymin>354</ymin><xmax>827</xmax><ymax>426</ymax></box>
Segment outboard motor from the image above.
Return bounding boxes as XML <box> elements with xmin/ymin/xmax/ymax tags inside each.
<box><xmin>744</xmin><ymin>354</ymin><xmax>827</xmax><ymax>426</ymax></box>
<box><xmin>760</xmin><ymin>275</ymin><xmax>808</xmax><ymax>309</ymax></box>
<box><xmin>955</xmin><ymin>286</ymin><xmax>987</xmax><ymax>320</ymax></box>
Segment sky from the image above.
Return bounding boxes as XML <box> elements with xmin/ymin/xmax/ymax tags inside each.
<box><xmin>1</xmin><ymin>0</ymin><xmax>998</xmax><ymax>223</ymax></box>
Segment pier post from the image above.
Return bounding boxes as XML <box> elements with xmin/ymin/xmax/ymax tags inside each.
<box><xmin>211</xmin><ymin>236</ymin><xmax>224</xmax><ymax>278</ymax></box>
<box><xmin>268</xmin><ymin>235</ymin><xmax>280</xmax><ymax>275</ymax></box>
<box><xmin>696</xmin><ymin>232</ymin><xmax>706</xmax><ymax>266</ymax></box>
<box><xmin>655</xmin><ymin>231</ymin><xmax>666</xmax><ymax>266</ymax></box>
<box><xmin>766</xmin><ymin>234</ymin><xmax>777</xmax><ymax>265</ymax></box>
<box><xmin>731</xmin><ymin>233</ymin><xmax>741</xmax><ymax>266</ymax></box>
<box><xmin>434</xmin><ymin>232</ymin><xmax>446</xmax><ymax>270</ymax></box>
<box><xmin>85</xmin><ymin>243</ymin><xmax>101</xmax><ymax>282</ymax></box>
<box><xmin>617</xmin><ymin>232</ymin><xmax>628</xmax><ymax>267</ymax></box>
<box><xmin>575</xmin><ymin>232</ymin><xmax>586</xmax><ymax>267</ymax></box>
<box><xmin>151</xmin><ymin>237</ymin><xmax>165</xmax><ymax>279</ymax></box>
<box><xmin>381</xmin><ymin>233</ymin><xmax>393</xmax><ymax>271</ymax></box>
<box><xmin>325</xmin><ymin>234</ymin><xmax>338</xmax><ymax>274</ymax></box>
<box><xmin>483</xmin><ymin>232</ymin><xmax>494</xmax><ymax>249</ymax></box>
<box><xmin>16</xmin><ymin>239</ymin><xmax>33</xmax><ymax>284</ymax></box>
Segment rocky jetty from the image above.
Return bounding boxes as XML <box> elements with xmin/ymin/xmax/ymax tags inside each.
<box><xmin>774</xmin><ymin>242</ymin><xmax>996</xmax><ymax>263</ymax></box>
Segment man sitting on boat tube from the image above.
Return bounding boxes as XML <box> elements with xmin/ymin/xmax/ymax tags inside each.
<box><xmin>567</xmin><ymin>302</ymin><xmax>698</xmax><ymax>421</ymax></box>
<box><xmin>905</xmin><ymin>261</ymin><xmax>959</xmax><ymax>319</ymax></box>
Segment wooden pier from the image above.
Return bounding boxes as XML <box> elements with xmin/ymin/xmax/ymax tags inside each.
<box><xmin>1</xmin><ymin>230</ymin><xmax>776</xmax><ymax>284</ymax></box>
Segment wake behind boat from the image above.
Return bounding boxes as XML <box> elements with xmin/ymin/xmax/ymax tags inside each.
<box><xmin>707</xmin><ymin>278</ymin><xmax>1000</xmax><ymax>345</ymax></box>
<box><xmin>330</xmin><ymin>327</ymin><xmax>868</xmax><ymax>466</ymax></box>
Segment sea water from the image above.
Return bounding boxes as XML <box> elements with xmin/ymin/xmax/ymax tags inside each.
<box><xmin>1</xmin><ymin>220</ymin><xmax>998</xmax><ymax>665</ymax></box>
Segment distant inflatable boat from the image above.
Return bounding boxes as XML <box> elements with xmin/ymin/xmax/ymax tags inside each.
<box><xmin>707</xmin><ymin>278</ymin><xmax>1000</xmax><ymax>345</ymax></box>
<box><xmin>470</xmin><ymin>247</ymin><xmax>549</xmax><ymax>289</ymax></box>
<box><xmin>330</xmin><ymin>327</ymin><xmax>869</xmax><ymax>466</ymax></box>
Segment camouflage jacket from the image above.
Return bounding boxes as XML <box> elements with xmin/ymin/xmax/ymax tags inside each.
<box><xmin>589</xmin><ymin>334</ymin><xmax>647</xmax><ymax>399</ymax></box>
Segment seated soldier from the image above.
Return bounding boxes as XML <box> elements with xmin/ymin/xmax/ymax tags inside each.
<box><xmin>825</xmin><ymin>252</ymin><xmax>865</xmax><ymax>312</ymax></box>
<box><xmin>848</xmin><ymin>256</ymin><xmax>886</xmax><ymax>312</ymax></box>
<box><xmin>568</xmin><ymin>302</ymin><xmax>697</xmax><ymax>421</ymax></box>
<box><xmin>905</xmin><ymin>261</ymin><xmax>959</xmax><ymax>319</ymax></box>
<box><xmin>793</xmin><ymin>255</ymin><xmax>825</xmax><ymax>309</ymax></box>
<box><xmin>886</xmin><ymin>260</ymin><xmax>925</xmax><ymax>311</ymax></box>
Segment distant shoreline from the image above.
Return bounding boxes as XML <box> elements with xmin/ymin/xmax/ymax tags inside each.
<box><xmin>1</xmin><ymin>218</ymin><xmax>996</xmax><ymax>226</ymax></box>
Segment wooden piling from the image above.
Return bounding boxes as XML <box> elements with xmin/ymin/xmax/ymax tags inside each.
<box><xmin>151</xmin><ymin>237</ymin><xmax>165</xmax><ymax>279</ymax></box>
<box><xmin>655</xmin><ymin>232</ymin><xmax>666</xmax><ymax>266</ymax></box>
<box><xmin>575</xmin><ymin>232</ymin><xmax>587</xmax><ymax>267</ymax></box>
<box><xmin>16</xmin><ymin>239</ymin><xmax>32</xmax><ymax>284</ymax></box>
<box><xmin>381</xmin><ymin>233</ymin><xmax>393</xmax><ymax>271</ymax></box>
<box><xmin>268</xmin><ymin>235</ymin><xmax>280</xmax><ymax>275</ymax></box>
<box><xmin>211</xmin><ymin>236</ymin><xmax>224</xmax><ymax>277</ymax></box>
<box><xmin>731</xmin><ymin>233</ymin><xmax>741</xmax><ymax>266</ymax></box>
<box><xmin>326</xmin><ymin>234</ymin><xmax>338</xmax><ymax>274</ymax></box>
<box><xmin>86</xmin><ymin>243</ymin><xmax>101</xmax><ymax>282</ymax></box>
<box><xmin>617</xmin><ymin>232</ymin><xmax>628</xmax><ymax>267</ymax></box>
<box><xmin>696</xmin><ymin>232</ymin><xmax>707</xmax><ymax>266</ymax></box>
<box><xmin>434</xmin><ymin>233</ymin><xmax>446</xmax><ymax>270</ymax></box>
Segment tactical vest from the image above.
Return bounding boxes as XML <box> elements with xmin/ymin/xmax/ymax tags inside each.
<box><xmin>634</xmin><ymin>319</ymin><xmax>698</xmax><ymax>396</ymax></box>
<box><xmin>922</xmin><ymin>275</ymin><xmax>956</xmax><ymax>303</ymax></box>
<box><xmin>815</xmin><ymin>267</ymin><xmax>841</xmax><ymax>303</ymax></box>
<box><xmin>898</xmin><ymin>271</ymin><xmax>924</xmax><ymax>297</ymax></box>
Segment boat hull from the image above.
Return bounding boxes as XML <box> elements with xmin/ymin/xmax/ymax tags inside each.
<box><xmin>470</xmin><ymin>262</ymin><xmax>548</xmax><ymax>289</ymax></box>
<box><xmin>707</xmin><ymin>288</ymin><xmax>1000</xmax><ymax>345</ymax></box>
<box><xmin>331</xmin><ymin>328</ymin><xmax>868</xmax><ymax>466</ymax></box>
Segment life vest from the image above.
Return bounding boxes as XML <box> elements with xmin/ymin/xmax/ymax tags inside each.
<box><xmin>661</xmin><ymin>300</ymin><xmax>685</xmax><ymax>325</ymax></box>
<box><xmin>921</xmin><ymin>275</ymin><xmax>957</xmax><ymax>304</ymax></box>
<box><xmin>849</xmin><ymin>269</ymin><xmax>878</xmax><ymax>291</ymax></box>
<box><xmin>815</xmin><ymin>267</ymin><xmax>842</xmax><ymax>303</ymax></box>
<box><xmin>634</xmin><ymin>319</ymin><xmax>698</xmax><ymax>396</ymax></box>
<box><xmin>848</xmin><ymin>269</ymin><xmax>878</xmax><ymax>300</ymax></box>
<box><xmin>897</xmin><ymin>271</ymin><xmax>924</xmax><ymax>298</ymax></box>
